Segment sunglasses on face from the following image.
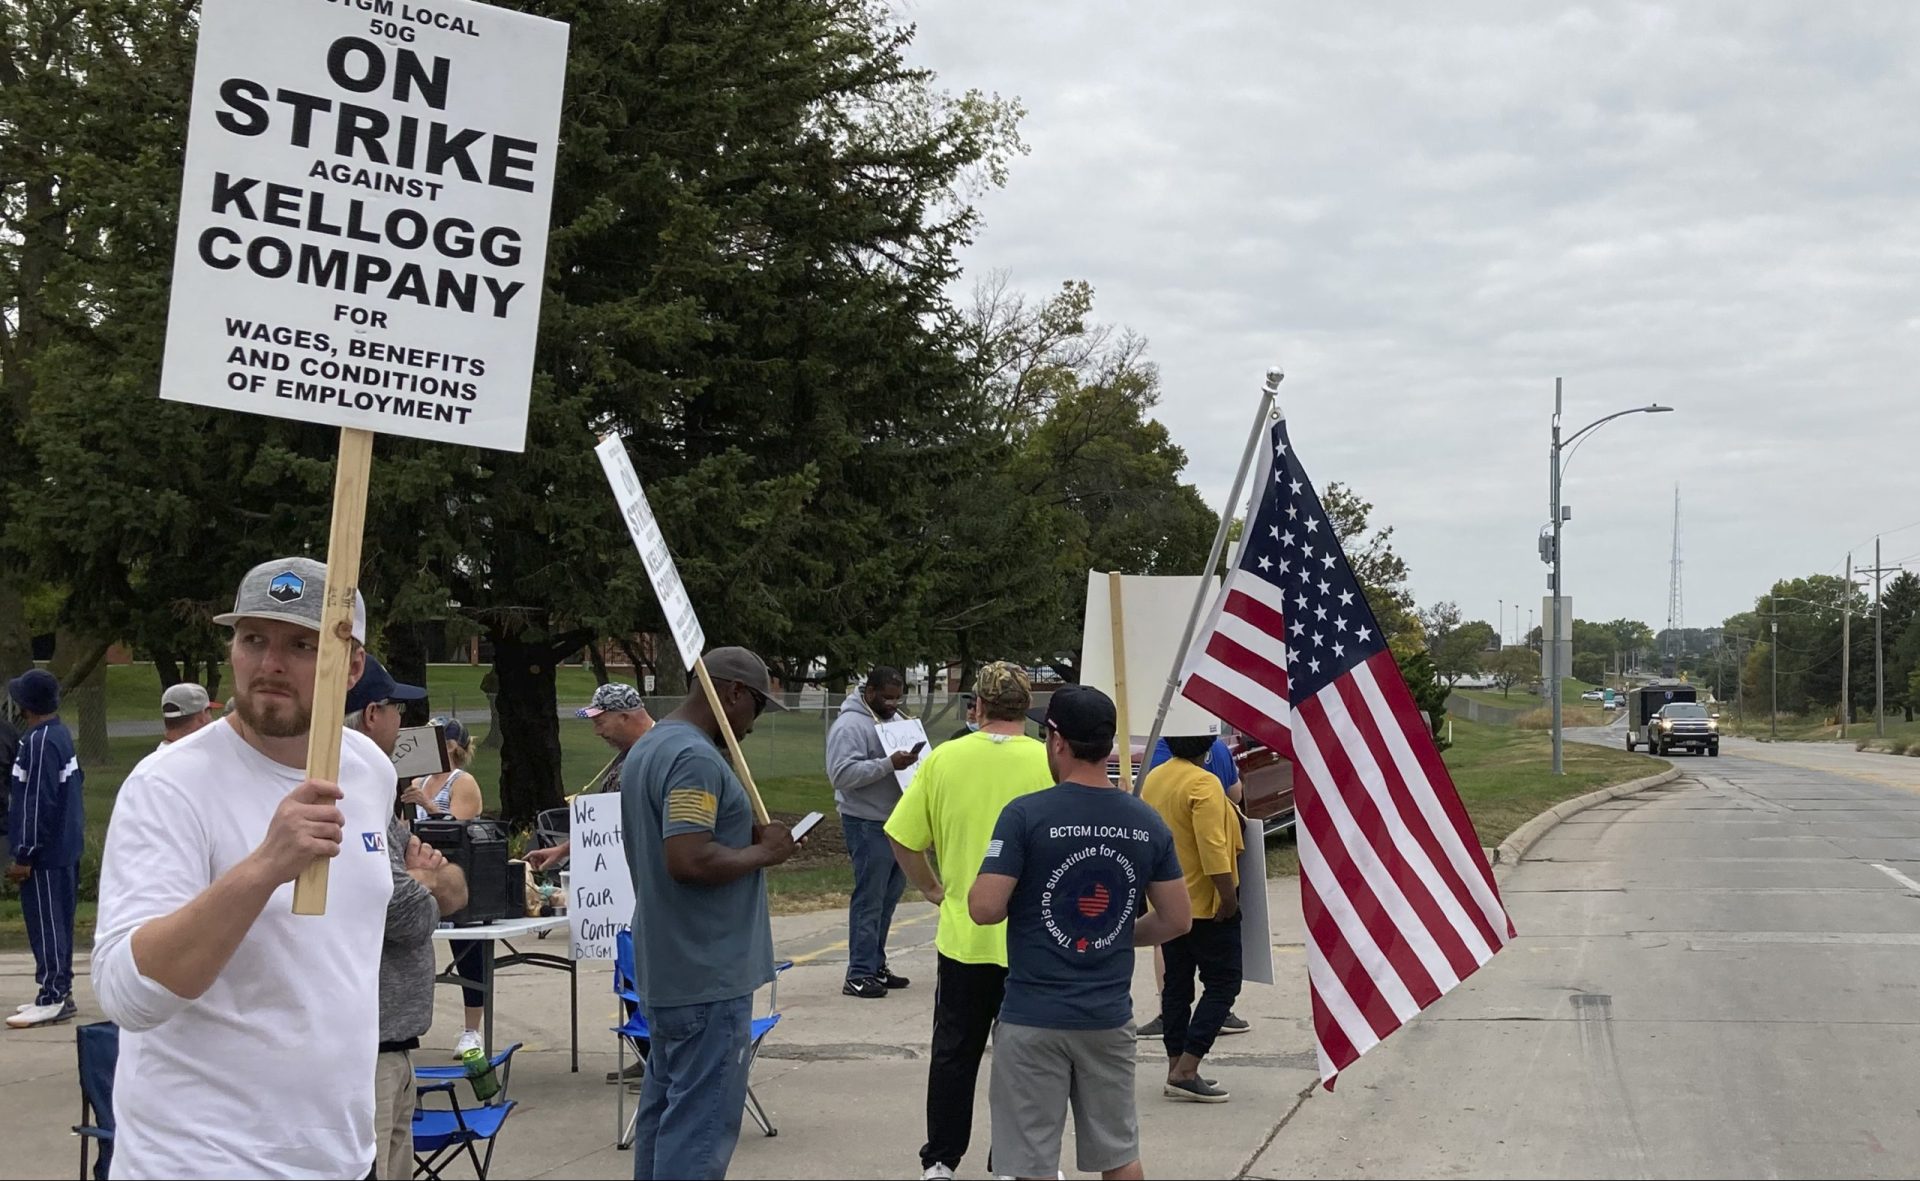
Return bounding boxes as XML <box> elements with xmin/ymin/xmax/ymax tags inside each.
<box><xmin>732</xmin><ymin>682</ymin><xmax>770</xmax><ymax>718</ymax></box>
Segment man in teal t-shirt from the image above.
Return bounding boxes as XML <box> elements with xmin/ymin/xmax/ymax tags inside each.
<box><xmin>622</xmin><ymin>648</ymin><xmax>800</xmax><ymax>1181</ymax></box>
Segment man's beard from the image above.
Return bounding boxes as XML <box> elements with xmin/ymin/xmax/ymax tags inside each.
<box><xmin>233</xmin><ymin>682</ymin><xmax>312</xmax><ymax>739</ymax></box>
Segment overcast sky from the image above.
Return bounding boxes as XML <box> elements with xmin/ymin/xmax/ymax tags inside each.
<box><xmin>903</xmin><ymin>2</ymin><xmax>1920</xmax><ymax>639</ymax></box>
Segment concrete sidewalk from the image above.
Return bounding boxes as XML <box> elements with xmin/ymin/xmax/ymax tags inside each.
<box><xmin>0</xmin><ymin>884</ymin><xmax>1319</xmax><ymax>1179</ymax></box>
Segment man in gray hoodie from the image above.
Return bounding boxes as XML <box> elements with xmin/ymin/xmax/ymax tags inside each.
<box><xmin>828</xmin><ymin>666</ymin><xmax>920</xmax><ymax>999</ymax></box>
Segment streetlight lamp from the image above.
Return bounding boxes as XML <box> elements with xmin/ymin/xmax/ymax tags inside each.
<box><xmin>1549</xmin><ymin>378</ymin><xmax>1674</xmax><ymax>775</ymax></box>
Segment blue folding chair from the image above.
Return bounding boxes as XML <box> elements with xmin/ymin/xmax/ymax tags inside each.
<box><xmin>612</xmin><ymin>930</ymin><xmax>789</xmax><ymax>1149</ymax></box>
<box><xmin>412</xmin><ymin>1042</ymin><xmax>521</xmax><ymax>1180</ymax></box>
<box><xmin>73</xmin><ymin>1022</ymin><xmax>118</xmax><ymax>1181</ymax></box>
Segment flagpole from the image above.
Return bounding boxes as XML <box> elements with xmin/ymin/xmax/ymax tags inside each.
<box><xmin>1131</xmin><ymin>367</ymin><xmax>1284</xmax><ymax>794</ymax></box>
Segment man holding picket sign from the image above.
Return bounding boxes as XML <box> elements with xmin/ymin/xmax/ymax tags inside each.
<box><xmin>595</xmin><ymin>433</ymin><xmax>820</xmax><ymax>1179</ymax></box>
<box><xmin>622</xmin><ymin>647</ymin><xmax>800</xmax><ymax>1180</ymax></box>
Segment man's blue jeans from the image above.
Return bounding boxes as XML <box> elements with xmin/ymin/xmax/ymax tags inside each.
<box><xmin>842</xmin><ymin>814</ymin><xmax>907</xmax><ymax>981</ymax></box>
<box><xmin>632</xmin><ymin>994</ymin><xmax>754</xmax><ymax>1181</ymax></box>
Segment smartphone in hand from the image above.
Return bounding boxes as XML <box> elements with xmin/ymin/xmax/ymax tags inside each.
<box><xmin>790</xmin><ymin>811</ymin><xmax>825</xmax><ymax>843</ymax></box>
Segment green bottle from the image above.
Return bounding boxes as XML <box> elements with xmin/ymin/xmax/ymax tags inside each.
<box><xmin>461</xmin><ymin>1046</ymin><xmax>501</xmax><ymax>1102</ymax></box>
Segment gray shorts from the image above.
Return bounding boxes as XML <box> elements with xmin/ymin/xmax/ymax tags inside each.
<box><xmin>989</xmin><ymin>1020</ymin><xmax>1139</xmax><ymax>1176</ymax></box>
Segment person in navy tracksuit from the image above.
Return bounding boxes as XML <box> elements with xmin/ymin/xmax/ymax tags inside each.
<box><xmin>6</xmin><ymin>669</ymin><xmax>85</xmax><ymax>1029</ymax></box>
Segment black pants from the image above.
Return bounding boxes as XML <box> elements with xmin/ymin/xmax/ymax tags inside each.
<box><xmin>922</xmin><ymin>953</ymin><xmax>1007</xmax><ymax>1171</ymax></box>
<box><xmin>1162</xmin><ymin>910</ymin><xmax>1244</xmax><ymax>1062</ymax></box>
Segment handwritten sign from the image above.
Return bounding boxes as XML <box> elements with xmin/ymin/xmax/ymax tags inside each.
<box><xmin>567</xmin><ymin>793</ymin><xmax>632</xmax><ymax>962</ymax></box>
<box><xmin>390</xmin><ymin>724</ymin><xmax>450</xmax><ymax>780</ymax></box>
<box><xmin>874</xmin><ymin>717</ymin><xmax>930</xmax><ymax>789</ymax></box>
<box><xmin>595</xmin><ymin>435</ymin><xmax>706</xmax><ymax>669</ymax></box>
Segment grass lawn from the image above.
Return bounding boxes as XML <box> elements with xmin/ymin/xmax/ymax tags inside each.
<box><xmin>99</xmin><ymin>661</ymin><xmax>609</xmax><ymax>722</ymax></box>
<box><xmin>1453</xmin><ymin>676</ymin><xmax>1603</xmax><ymax>710</ymax></box>
<box><xmin>1262</xmin><ymin>716</ymin><xmax>1659</xmax><ymax>879</ymax></box>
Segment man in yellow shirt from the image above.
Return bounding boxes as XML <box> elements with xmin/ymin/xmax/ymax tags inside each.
<box><xmin>886</xmin><ymin>662</ymin><xmax>1052</xmax><ymax>1181</ymax></box>
<box><xmin>1140</xmin><ymin>733</ymin><xmax>1245</xmax><ymax>1103</ymax></box>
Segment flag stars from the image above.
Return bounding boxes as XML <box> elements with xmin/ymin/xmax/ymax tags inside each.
<box><xmin>1357</xmin><ymin>626</ymin><xmax>1373</xmax><ymax>643</ymax></box>
<box><xmin>1339</xmin><ymin>590</ymin><xmax>1354</xmax><ymax>606</ymax></box>
<box><xmin>1290</xmin><ymin>620</ymin><xmax>1305</xmax><ymax>637</ymax></box>
<box><xmin>1290</xmin><ymin>479</ymin><xmax>1303</xmax><ymax>496</ymax></box>
<box><xmin>1317</xmin><ymin>578</ymin><xmax>1332</xmax><ymax>595</ymax></box>
<box><xmin>1308</xmin><ymin>658</ymin><xmax>1321</xmax><ymax>674</ymax></box>
<box><xmin>1321</xmin><ymin>553</ymin><xmax>1335</xmax><ymax>570</ymax></box>
<box><xmin>1335</xmin><ymin>616</ymin><xmax>1348</xmax><ymax>632</ymax></box>
<box><xmin>1333</xmin><ymin>642</ymin><xmax>1346</xmax><ymax>658</ymax></box>
<box><xmin>1287</xmin><ymin>505</ymin><xmax>1299</xmax><ymax>520</ymax></box>
<box><xmin>1314</xmin><ymin>605</ymin><xmax>1328</xmax><ymax>621</ymax></box>
<box><xmin>1295</xmin><ymin>593</ymin><xmax>1309</xmax><ymax>611</ymax></box>
<box><xmin>1269</xmin><ymin>526</ymin><xmax>1280</xmax><ymax>541</ymax></box>
<box><xmin>1257</xmin><ymin>555</ymin><xmax>1273</xmax><ymax>572</ymax></box>
<box><xmin>1278</xmin><ymin>559</ymin><xmax>1292</xmax><ymax>576</ymax></box>
<box><xmin>1305</xmin><ymin>517</ymin><xmax>1320</xmax><ymax>534</ymax></box>
<box><xmin>1281</xmin><ymin>530</ymin><xmax>1295</xmax><ymax>547</ymax></box>
<box><xmin>1312</xmin><ymin>632</ymin><xmax>1324</xmax><ymax>647</ymax></box>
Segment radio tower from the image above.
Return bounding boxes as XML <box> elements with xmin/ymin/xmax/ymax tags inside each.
<box><xmin>1666</xmin><ymin>485</ymin><xmax>1684</xmax><ymax>670</ymax></box>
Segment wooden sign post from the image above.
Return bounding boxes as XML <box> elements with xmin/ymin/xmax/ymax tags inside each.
<box><xmin>157</xmin><ymin>0</ymin><xmax>572</xmax><ymax>914</ymax></box>
<box><xmin>292</xmin><ymin>428</ymin><xmax>376</xmax><ymax>913</ymax></box>
<box><xmin>692</xmin><ymin>658</ymin><xmax>772</xmax><ymax>826</ymax></box>
<box><xmin>595</xmin><ymin>434</ymin><xmax>770</xmax><ymax>825</ymax></box>
<box><xmin>1109</xmin><ymin>571</ymin><xmax>1134</xmax><ymax>790</ymax></box>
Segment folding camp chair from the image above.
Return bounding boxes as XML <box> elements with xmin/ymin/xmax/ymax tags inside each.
<box><xmin>612</xmin><ymin>930</ymin><xmax>790</xmax><ymax>1148</ymax></box>
<box><xmin>72</xmin><ymin>1022</ymin><xmax>118</xmax><ymax>1181</ymax></box>
<box><xmin>532</xmin><ymin>807</ymin><xmax>570</xmax><ymax>861</ymax></box>
<box><xmin>412</xmin><ymin>1042</ymin><xmax>521</xmax><ymax>1180</ymax></box>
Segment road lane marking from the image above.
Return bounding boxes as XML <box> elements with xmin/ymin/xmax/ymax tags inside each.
<box><xmin>785</xmin><ymin>908</ymin><xmax>938</xmax><ymax>965</ymax></box>
<box><xmin>1871</xmin><ymin>863</ymin><xmax>1920</xmax><ymax>892</ymax></box>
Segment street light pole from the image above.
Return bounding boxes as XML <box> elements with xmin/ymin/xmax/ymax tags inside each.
<box><xmin>1551</xmin><ymin>379</ymin><xmax>1564</xmax><ymax>775</ymax></box>
<box><xmin>1545</xmin><ymin>381</ymin><xmax>1674</xmax><ymax>775</ymax></box>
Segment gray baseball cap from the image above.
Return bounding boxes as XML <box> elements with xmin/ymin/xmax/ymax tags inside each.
<box><xmin>161</xmin><ymin>682</ymin><xmax>217</xmax><ymax>717</ymax></box>
<box><xmin>212</xmin><ymin>557</ymin><xmax>367</xmax><ymax>643</ymax></box>
<box><xmin>704</xmin><ymin>646</ymin><xmax>790</xmax><ymax>712</ymax></box>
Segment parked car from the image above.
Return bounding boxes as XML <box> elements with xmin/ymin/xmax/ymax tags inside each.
<box><xmin>1106</xmin><ymin>731</ymin><xmax>1296</xmax><ymax>838</ymax></box>
<box><xmin>1580</xmin><ymin>689</ymin><xmax>1605</xmax><ymax>701</ymax></box>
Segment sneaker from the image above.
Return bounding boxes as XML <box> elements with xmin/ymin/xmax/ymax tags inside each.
<box><xmin>452</xmin><ymin>1029</ymin><xmax>483</xmax><ymax>1059</ymax></box>
<box><xmin>842</xmin><ymin>976</ymin><xmax>887</xmax><ymax>999</ymax></box>
<box><xmin>1164</xmin><ymin>1075</ymin><xmax>1231</xmax><ymax>1103</ymax></box>
<box><xmin>881</xmin><ymin>968</ymin><xmax>911</xmax><ymax>990</ymax></box>
<box><xmin>1219</xmin><ymin>1011</ymin><xmax>1251</xmax><ymax>1035</ymax></box>
<box><xmin>1136</xmin><ymin>1016</ymin><xmax>1164</xmax><ymax>1039</ymax></box>
<box><xmin>605</xmin><ymin>1060</ymin><xmax>645</xmax><ymax>1084</ymax></box>
<box><xmin>921</xmin><ymin>1166</ymin><xmax>956</xmax><ymax>1181</ymax></box>
<box><xmin>6</xmin><ymin>1000</ymin><xmax>73</xmax><ymax>1029</ymax></box>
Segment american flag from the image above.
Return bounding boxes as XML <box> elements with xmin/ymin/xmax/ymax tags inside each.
<box><xmin>1179</xmin><ymin>414</ymin><xmax>1514</xmax><ymax>1089</ymax></box>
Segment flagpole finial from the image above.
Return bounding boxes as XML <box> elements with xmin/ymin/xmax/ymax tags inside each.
<box><xmin>1264</xmin><ymin>367</ymin><xmax>1285</xmax><ymax>392</ymax></box>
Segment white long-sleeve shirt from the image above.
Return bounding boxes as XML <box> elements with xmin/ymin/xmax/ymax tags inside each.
<box><xmin>94</xmin><ymin>719</ymin><xmax>396</xmax><ymax>1179</ymax></box>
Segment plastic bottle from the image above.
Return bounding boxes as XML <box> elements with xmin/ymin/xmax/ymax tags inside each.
<box><xmin>461</xmin><ymin>1045</ymin><xmax>501</xmax><ymax>1102</ymax></box>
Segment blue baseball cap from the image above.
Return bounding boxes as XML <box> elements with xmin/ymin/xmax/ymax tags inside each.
<box><xmin>344</xmin><ymin>654</ymin><xmax>428</xmax><ymax>715</ymax></box>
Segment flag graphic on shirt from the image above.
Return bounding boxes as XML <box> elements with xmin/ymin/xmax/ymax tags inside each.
<box><xmin>1178</xmin><ymin>414</ymin><xmax>1515</xmax><ymax>1089</ymax></box>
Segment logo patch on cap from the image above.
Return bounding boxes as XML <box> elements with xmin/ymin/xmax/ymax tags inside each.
<box><xmin>268</xmin><ymin>572</ymin><xmax>306</xmax><ymax>603</ymax></box>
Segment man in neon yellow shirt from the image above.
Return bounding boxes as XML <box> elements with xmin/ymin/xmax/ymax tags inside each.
<box><xmin>886</xmin><ymin>662</ymin><xmax>1052</xmax><ymax>1181</ymax></box>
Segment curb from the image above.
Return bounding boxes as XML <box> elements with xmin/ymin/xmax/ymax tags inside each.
<box><xmin>1485</xmin><ymin>764</ymin><xmax>1681</xmax><ymax>881</ymax></box>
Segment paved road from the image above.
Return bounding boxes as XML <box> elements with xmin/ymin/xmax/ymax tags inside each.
<box><xmin>1249</xmin><ymin>733</ymin><xmax>1920</xmax><ymax>1179</ymax></box>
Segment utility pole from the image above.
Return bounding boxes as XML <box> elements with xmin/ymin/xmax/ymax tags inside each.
<box><xmin>1877</xmin><ymin>536</ymin><xmax>1885</xmax><ymax>738</ymax></box>
<box><xmin>1841</xmin><ymin>553</ymin><xmax>1851</xmax><ymax>738</ymax></box>
<box><xmin>1770</xmin><ymin>593</ymin><xmax>1778</xmax><ymax>740</ymax></box>
<box><xmin>1499</xmin><ymin>598</ymin><xmax>1504</xmax><ymax>647</ymax></box>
